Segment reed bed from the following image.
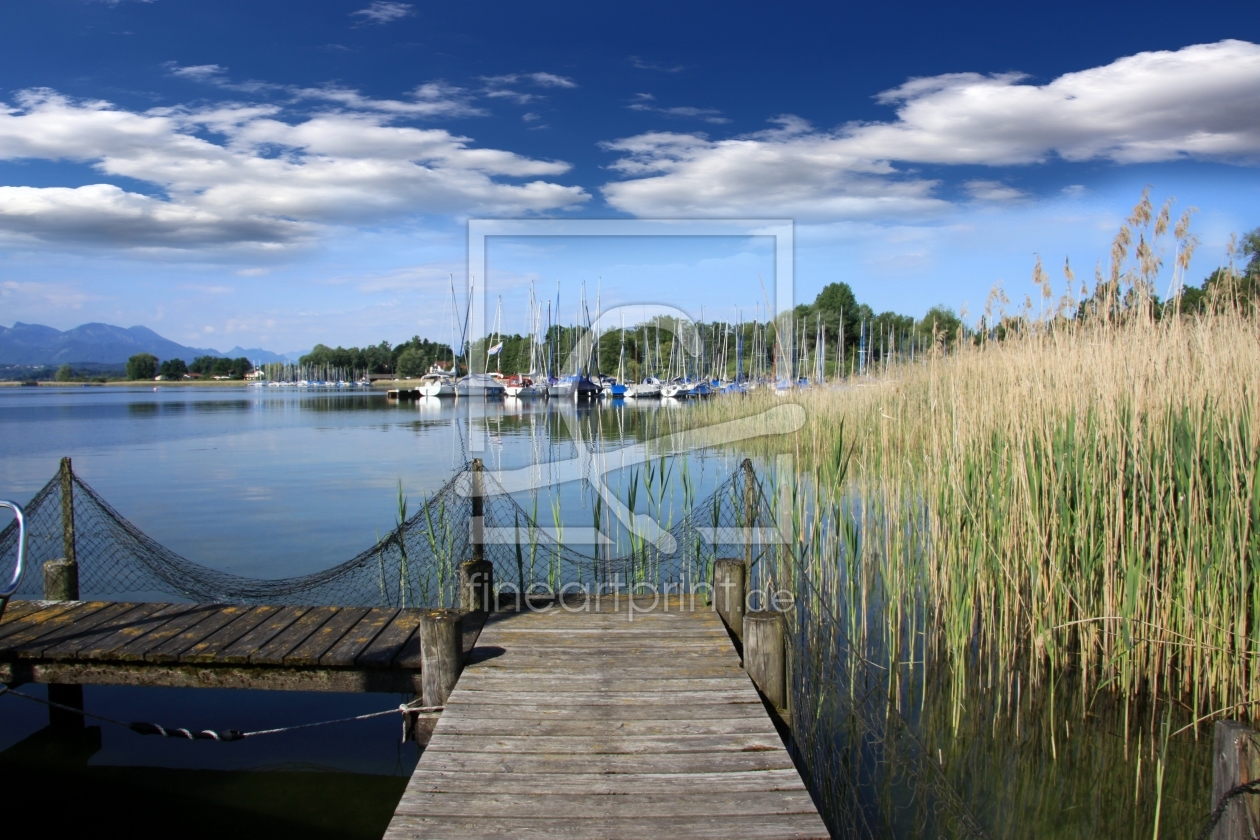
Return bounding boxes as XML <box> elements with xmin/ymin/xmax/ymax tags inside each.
<box><xmin>697</xmin><ymin>303</ymin><xmax>1260</xmax><ymax>736</ymax></box>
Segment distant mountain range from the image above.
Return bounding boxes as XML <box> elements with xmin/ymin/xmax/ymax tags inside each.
<box><xmin>0</xmin><ymin>322</ymin><xmax>291</xmax><ymax>366</ymax></box>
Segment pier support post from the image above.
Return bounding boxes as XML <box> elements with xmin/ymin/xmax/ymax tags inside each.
<box><xmin>713</xmin><ymin>559</ymin><xmax>746</xmax><ymax>641</ymax></box>
<box><xmin>461</xmin><ymin>458</ymin><xmax>494</xmax><ymax>612</ymax></box>
<box><xmin>470</xmin><ymin>458</ymin><xmax>485</xmax><ymax>566</ymax></box>
<box><xmin>46</xmin><ymin>464</ymin><xmax>84</xmax><ymax>731</ymax></box>
<box><xmin>1212</xmin><ymin>720</ymin><xmax>1260</xmax><ymax>839</ymax></box>
<box><xmin>744</xmin><ymin>610</ymin><xmax>787</xmax><ymax>714</ymax></box>
<box><xmin>460</xmin><ymin>561</ymin><xmax>494</xmax><ymax>613</ymax></box>
<box><xmin>742</xmin><ymin>459</ymin><xmax>756</xmax><ymax>568</ymax></box>
<box><xmin>419</xmin><ymin>609</ymin><xmax>462</xmax><ymax>708</ymax></box>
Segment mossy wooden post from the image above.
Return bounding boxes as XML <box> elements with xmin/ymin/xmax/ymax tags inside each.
<box><xmin>52</xmin><ymin>457</ymin><xmax>79</xmax><ymax>597</ymax></box>
<box><xmin>461</xmin><ymin>459</ymin><xmax>493</xmax><ymax>612</ymax></box>
<box><xmin>45</xmin><ymin>457</ymin><xmax>84</xmax><ymax>730</ymax></box>
<box><xmin>742</xmin><ymin>459</ymin><xmax>756</xmax><ymax>569</ymax></box>
<box><xmin>1212</xmin><ymin>720</ymin><xmax>1260</xmax><ymax>839</ymax></box>
<box><xmin>713</xmin><ymin>559</ymin><xmax>746</xmax><ymax>641</ymax></box>
<box><xmin>419</xmin><ymin>609</ymin><xmax>462</xmax><ymax>708</ymax></box>
<box><xmin>744</xmin><ymin>610</ymin><xmax>787</xmax><ymax>714</ymax></box>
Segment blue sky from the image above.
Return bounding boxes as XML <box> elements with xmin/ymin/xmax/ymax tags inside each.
<box><xmin>0</xmin><ymin>0</ymin><xmax>1258</xmax><ymax>352</ymax></box>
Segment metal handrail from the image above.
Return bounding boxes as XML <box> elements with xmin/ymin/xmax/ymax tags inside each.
<box><xmin>0</xmin><ymin>501</ymin><xmax>27</xmax><ymax>623</ymax></box>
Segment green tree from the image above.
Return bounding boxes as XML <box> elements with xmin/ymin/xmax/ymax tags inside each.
<box><xmin>396</xmin><ymin>347</ymin><xmax>425</xmax><ymax>378</ymax></box>
<box><xmin>126</xmin><ymin>353</ymin><xmax>159</xmax><ymax>380</ymax></box>
<box><xmin>55</xmin><ymin>364</ymin><xmax>74</xmax><ymax>382</ymax></box>
<box><xmin>159</xmin><ymin>358</ymin><xmax>188</xmax><ymax>379</ymax></box>
<box><xmin>1242</xmin><ymin>226</ymin><xmax>1260</xmax><ymax>278</ymax></box>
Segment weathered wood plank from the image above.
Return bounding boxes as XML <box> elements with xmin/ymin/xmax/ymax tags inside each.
<box><xmin>138</xmin><ymin>604</ymin><xmax>252</xmax><ymax>662</ymax></box>
<box><xmin>440</xmin><ymin>703</ymin><xmax>768</xmax><ymax>721</ymax></box>
<box><xmin>0</xmin><ymin>601</ymin><xmax>110</xmax><ymax>651</ymax></box>
<box><xmin>401</xmin><ymin>769</ymin><xmax>807</xmax><ymax>795</ymax></box>
<box><xmin>384</xmin><ymin>814</ymin><xmax>829</xmax><ymax>840</ymax></box>
<box><xmin>453</xmin><ymin>676</ymin><xmax>752</xmax><ymax>692</ymax></box>
<box><xmin>393</xmin><ymin>790</ymin><xmax>821</xmax><ymax>818</ymax></box>
<box><xmin>19</xmin><ymin>602</ymin><xmax>142</xmax><ymax>658</ymax></box>
<box><xmin>0</xmin><ymin>600</ymin><xmax>54</xmax><ymax>629</ymax></box>
<box><xmin>13</xmin><ymin>660</ymin><xmax>423</xmax><ymax>693</ymax></box>
<box><xmin>448</xmin><ymin>689</ymin><xmax>761</xmax><ymax>705</ymax></box>
<box><xmin>73</xmin><ymin>602</ymin><xmax>187</xmax><ymax>659</ymax></box>
<box><xmin>284</xmin><ymin>607</ymin><xmax>370</xmax><ymax>667</ymax></box>
<box><xmin>411</xmin><ymin>750</ymin><xmax>798</xmax><ymax>775</ymax></box>
<box><xmin>251</xmin><ymin>605</ymin><xmax>339</xmax><ymax>664</ymax></box>
<box><xmin>355</xmin><ymin>609</ymin><xmax>424</xmax><ymax>668</ymax></box>
<box><xmin>178</xmin><ymin>605</ymin><xmax>280</xmax><ymax>663</ymax></box>
<box><xmin>215</xmin><ymin>606</ymin><xmax>308</xmax><ymax>664</ymax></box>
<box><xmin>418</xmin><ymin>733</ymin><xmax>787</xmax><ymax>755</ymax></box>
<box><xmin>39</xmin><ymin>602</ymin><xmax>154</xmax><ymax>658</ymax></box>
<box><xmin>319</xmin><ymin>608</ymin><xmax>398</xmax><ymax>667</ymax></box>
<box><xmin>433</xmin><ymin>717</ymin><xmax>781</xmax><ymax>738</ymax></box>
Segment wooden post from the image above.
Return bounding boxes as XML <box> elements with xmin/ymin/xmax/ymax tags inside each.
<box><xmin>1213</xmin><ymin>720</ymin><xmax>1260</xmax><ymax>839</ymax></box>
<box><xmin>470</xmin><ymin>458</ymin><xmax>485</xmax><ymax>566</ymax></box>
<box><xmin>43</xmin><ymin>559</ymin><xmax>79</xmax><ymax>602</ymax></box>
<box><xmin>419</xmin><ymin>609</ymin><xmax>462</xmax><ymax>708</ymax></box>
<box><xmin>713</xmin><ymin>559</ymin><xmax>746</xmax><ymax>640</ymax></box>
<box><xmin>742</xmin><ymin>459</ymin><xmax>756</xmax><ymax>568</ymax></box>
<box><xmin>460</xmin><ymin>560</ymin><xmax>494</xmax><ymax>613</ymax></box>
<box><xmin>744</xmin><ymin>610</ymin><xmax>787</xmax><ymax>713</ymax></box>
<box><xmin>46</xmin><ymin>468</ymin><xmax>84</xmax><ymax>730</ymax></box>
<box><xmin>59</xmin><ymin>457</ymin><xmax>77</xmax><ymax>567</ymax></box>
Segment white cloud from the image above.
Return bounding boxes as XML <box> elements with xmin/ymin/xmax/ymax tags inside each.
<box><xmin>481</xmin><ymin>73</ymin><xmax>576</xmax><ymax>89</ymax></box>
<box><xmin>603</xmin><ymin>40</ymin><xmax>1260</xmax><ymax>219</ymax></box>
<box><xmin>629</xmin><ymin>57</ymin><xmax>684</xmax><ymax>73</ymax></box>
<box><xmin>627</xmin><ymin>93</ymin><xmax>729</xmax><ymax>124</ymax></box>
<box><xmin>351</xmin><ymin>2</ymin><xmax>414</xmax><ymax>24</ymax></box>
<box><xmin>168</xmin><ymin>64</ymin><xmax>226</xmax><ymax>83</ymax></box>
<box><xmin>963</xmin><ymin>180</ymin><xmax>1026</xmax><ymax>202</ymax></box>
<box><xmin>479</xmin><ymin>73</ymin><xmax>576</xmax><ymax>106</ymax></box>
<box><xmin>0</xmin><ymin>88</ymin><xmax>588</xmax><ymax>249</ymax></box>
<box><xmin>601</xmin><ymin>119</ymin><xmax>948</xmax><ymax>220</ymax></box>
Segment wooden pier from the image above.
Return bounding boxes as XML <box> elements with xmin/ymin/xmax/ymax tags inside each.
<box><xmin>385</xmin><ymin>595</ymin><xmax>828</xmax><ymax>839</ymax></box>
<box><xmin>0</xmin><ymin>594</ymin><xmax>828</xmax><ymax>839</ymax></box>
<box><xmin>0</xmin><ymin>600</ymin><xmax>484</xmax><ymax>693</ymax></box>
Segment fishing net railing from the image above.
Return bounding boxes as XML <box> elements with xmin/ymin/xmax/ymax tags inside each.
<box><xmin>0</xmin><ymin>459</ymin><xmax>765</xmax><ymax>608</ymax></box>
<box><xmin>0</xmin><ymin>458</ymin><xmax>990</xmax><ymax>839</ymax></box>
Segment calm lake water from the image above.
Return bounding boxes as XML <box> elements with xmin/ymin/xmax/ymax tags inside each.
<box><xmin>0</xmin><ymin>386</ymin><xmax>1216</xmax><ymax>838</ymax></box>
<box><xmin>0</xmin><ymin>385</ymin><xmax>745</xmax><ymax>837</ymax></box>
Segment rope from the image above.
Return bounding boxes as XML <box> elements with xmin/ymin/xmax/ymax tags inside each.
<box><xmin>0</xmin><ymin>685</ymin><xmax>440</xmax><ymax>742</ymax></box>
<box><xmin>1196</xmin><ymin>779</ymin><xmax>1260</xmax><ymax>840</ymax></box>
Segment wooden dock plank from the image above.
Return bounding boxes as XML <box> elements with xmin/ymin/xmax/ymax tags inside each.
<box><xmin>284</xmin><ymin>606</ymin><xmax>370</xmax><ymax>667</ymax></box>
<box><xmin>179</xmin><ymin>605</ymin><xmax>282</xmax><ymax>664</ymax></box>
<box><xmin>251</xmin><ymin>606</ymin><xmax>339</xmax><ymax>664</ymax></box>
<box><xmin>355</xmin><ymin>609</ymin><xmax>423</xmax><ymax>668</ymax></box>
<box><xmin>385</xmin><ymin>603</ymin><xmax>829</xmax><ymax>840</ymax></box>
<box><xmin>216</xmin><ymin>606</ymin><xmax>308</xmax><ymax>664</ymax></box>
<box><xmin>319</xmin><ymin>608</ymin><xmax>398</xmax><ymax>667</ymax></box>
<box><xmin>38</xmin><ymin>603</ymin><xmax>151</xmax><ymax>658</ymax></box>
<box><xmin>16</xmin><ymin>602</ymin><xmax>140</xmax><ymax>658</ymax></box>
<box><xmin>0</xmin><ymin>602</ymin><xmax>110</xmax><ymax>650</ymax></box>
<box><xmin>402</xmin><ymin>769</ymin><xmax>808</xmax><ymax>795</ymax></box>
<box><xmin>386</xmin><ymin>814</ymin><xmax>829</xmax><ymax>840</ymax></box>
<box><xmin>137</xmin><ymin>604</ymin><xmax>250</xmax><ymax>662</ymax></box>
<box><xmin>74</xmin><ymin>602</ymin><xmax>188</xmax><ymax>659</ymax></box>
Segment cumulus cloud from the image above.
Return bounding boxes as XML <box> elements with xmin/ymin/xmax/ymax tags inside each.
<box><xmin>603</xmin><ymin>40</ymin><xmax>1260</xmax><ymax>219</ymax></box>
<box><xmin>351</xmin><ymin>2</ymin><xmax>414</xmax><ymax>24</ymax></box>
<box><xmin>0</xmin><ymin>88</ymin><xmax>588</xmax><ymax>248</ymax></box>
<box><xmin>963</xmin><ymin>180</ymin><xmax>1026</xmax><ymax>202</ymax></box>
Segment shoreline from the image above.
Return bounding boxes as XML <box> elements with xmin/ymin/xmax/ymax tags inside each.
<box><xmin>0</xmin><ymin>379</ymin><xmax>420</xmax><ymax>389</ymax></box>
